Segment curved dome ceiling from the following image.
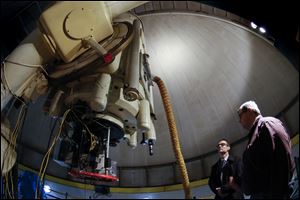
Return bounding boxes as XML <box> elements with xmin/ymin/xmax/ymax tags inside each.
<box><xmin>110</xmin><ymin>12</ymin><xmax>299</xmax><ymax>166</ymax></box>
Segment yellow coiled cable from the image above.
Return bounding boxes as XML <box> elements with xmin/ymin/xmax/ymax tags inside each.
<box><xmin>153</xmin><ymin>76</ymin><xmax>191</xmax><ymax>199</ymax></box>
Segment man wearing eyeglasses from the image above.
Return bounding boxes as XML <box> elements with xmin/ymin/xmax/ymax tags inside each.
<box><xmin>237</xmin><ymin>100</ymin><xmax>295</xmax><ymax>199</ymax></box>
<box><xmin>209</xmin><ymin>139</ymin><xmax>244</xmax><ymax>199</ymax></box>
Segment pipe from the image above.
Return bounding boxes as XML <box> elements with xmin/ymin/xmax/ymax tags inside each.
<box><xmin>137</xmin><ymin>99</ymin><xmax>151</xmax><ymax>131</ymax></box>
<box><xmin>129</xmin><ymin>131</ymin><xmax>138</xmax><ymax>148</ymax></box>
<box><xmin>124</xmin><ymin>19</ymin><xmax>141</xmax><ymax>101</ymax></box>
<box><xmin>145</xmin><ymin>120</ymin><xmax>156</xmax><ymax>142</ymax></box>
<box><xmin>89</xmin><ymin>73</ymin><xmax>112</xmax><ymax>112</ymax></box>
<box><xmin>82</xmin><ymin>37</ymin><xmax>108</xmax><ymax>56</ymax></box>
<box><xmin>153</xmin><ymin>76</ymin><xmax>191</xmax><ymax>199</ymax></box>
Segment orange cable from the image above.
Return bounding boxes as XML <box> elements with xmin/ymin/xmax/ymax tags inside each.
<box><xmin>153</xmin><ymin>76</ymin><xmax>191</xmax><ymax>199</ymax></box>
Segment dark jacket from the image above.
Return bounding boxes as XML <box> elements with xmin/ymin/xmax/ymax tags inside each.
<box><xmin>242</xmin><ymin>115</ymin><xmax>295</xmax><ymax>199</ymax></box>
<box><xmin>209</xmin><ymin>155</ymin><xmax>244</xmax><ymax>199</ymax></box>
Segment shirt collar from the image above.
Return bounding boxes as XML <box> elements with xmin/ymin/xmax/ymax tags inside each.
<box><xmin>222</xmin><ymin>154</ymin><xmax>229</xmax><ymax>161</ymax></box>
<box><xmin>251</xmin><ymin>115</ymin><xmax>262</xmax><ymax>129</ymax></box>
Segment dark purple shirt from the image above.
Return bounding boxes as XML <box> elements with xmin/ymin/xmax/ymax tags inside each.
<box><xmin>242</xmin><ymin>115</ymin><xmax>295</xmax><ymax>198</ymax></box>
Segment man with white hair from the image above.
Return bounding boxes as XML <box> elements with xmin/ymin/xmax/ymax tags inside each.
<box><xmin>237</xmin><ymin>100</ymin><xmax>295</xmax><ymax>199</ymax></box>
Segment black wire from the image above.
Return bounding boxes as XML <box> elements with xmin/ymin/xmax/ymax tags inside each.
<box><xmin>71</xmin><ymin>108</ymin><xmax>109</xmax><ymax>129</ymax></box>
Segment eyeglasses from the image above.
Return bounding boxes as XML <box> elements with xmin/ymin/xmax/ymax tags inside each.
<box><xmin>216</xmin><ymin>143</ymin><xmax>228</xmax><ymax>148</ymax></box>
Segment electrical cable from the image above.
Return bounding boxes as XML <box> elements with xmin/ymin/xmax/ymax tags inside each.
<box><xmin>45</xmin><ymin>118</ymin><xmax>59</xmax><ymax>153</ymax></box>
<box><xmin>5</xmin><ymin>172</ymin><xmax>13</xmax><ymax>199</ymax></box>
<box><xmin>129</xmin><ymin>11</ymin><xmax>148</xmax><ymax>54</ymax></box>
<box><xmin>9</xmin><ymin>170</ymin><xmax>14</xmax><ymax>198</ymax></box>
<box><xmin>129</xmin><ymin>11</ymin><xmax>145</xmax><ymax>32</ymax></box>
<box><xmin>2</xmin><ymin>97</ymin><xmax>17</xmax><ymax>119</ymax></box>
<box><xmin>1</xmin><ymin>61</ymin><xmax>27</xmax><ymax>106</ymax></box>
<box><xmin>2</xmin><ymin>102</ymin><xmax>26</xmax><ymax>199</ymax></box>
<box><xmin>36</xmin><ymin>109</ymin><xmax>71</xmax><ymax>199</ymax></box>
<box><xmin>70</xmin><ymin>110</ymin><xmax>97</xmax><ymax>151</ymax></box>
<box><xmin>1</xmin><ymin>103</ymin><xmax>26</xmax><ymax>170</ymax></box>
<box><xmin>71</xmin><ymin>105</ymin><xmax>109</xmax><ymax>130</ymax></box>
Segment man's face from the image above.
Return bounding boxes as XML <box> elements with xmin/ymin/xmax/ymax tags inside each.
<box><xmin>239</xmin><ymin>109</ymin><xmax>253</xmax><ymax>130</ymax></box>
<box><xmin>217</xmin><ymin>140</ymin><xmax>230</xmax><ymax>154</ymax></box>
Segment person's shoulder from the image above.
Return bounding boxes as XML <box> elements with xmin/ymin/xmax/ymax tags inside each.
<box><xmin>261</xmin><ymin>116</ymin><xmax>279</xmax><ymax>121</ymax></box>
<box><xmin>259</xmin><ymin>116</ymin><xmax>282</xmax><ymax>124</ymax></box>
<box><xmin>264</xmin><ymin>116</ymin><xmax>284</xmax><ymax>126</ymax></box>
